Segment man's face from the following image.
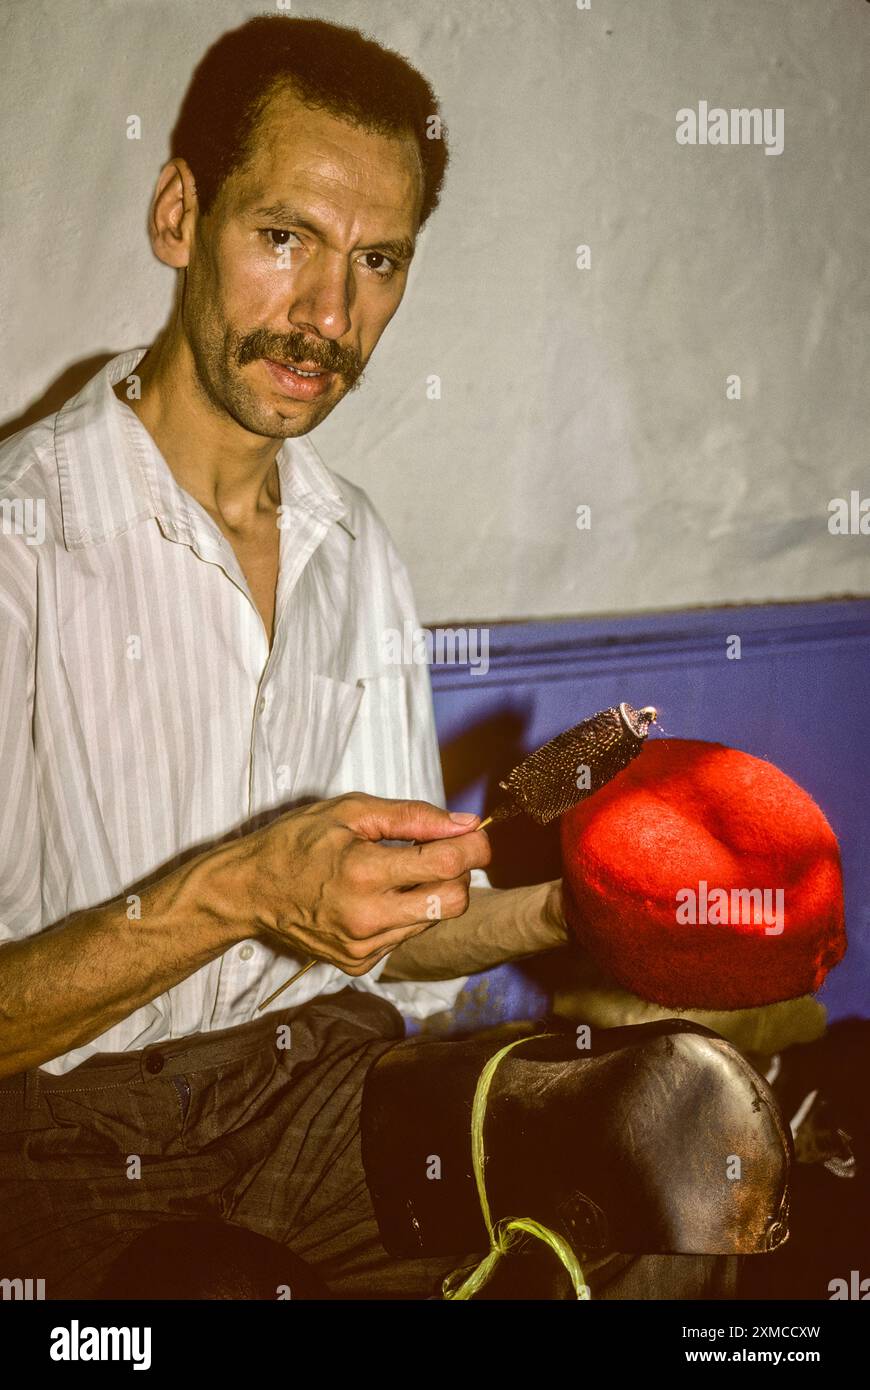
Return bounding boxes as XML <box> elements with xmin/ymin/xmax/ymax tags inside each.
<box><xmin>182</xmin><ymin>87</ymin><xmax>424</xmax><ymax>437</ymax></box>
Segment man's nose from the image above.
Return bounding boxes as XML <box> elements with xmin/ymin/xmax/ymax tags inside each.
<box><xmin>288</xmin><ymin>254</ymin><xmax>352</xmax><ymax>341</ymax></box>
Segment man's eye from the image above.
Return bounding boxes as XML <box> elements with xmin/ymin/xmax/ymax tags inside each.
<box><xmin>260</xmin><ymin>229</ymin><xmax>301</xmax><ymax>250</ymax></box>
<box><xmin>360</xmin><ymin>251</ymin><xmax>396</xmax><ymax>279</ymax></box>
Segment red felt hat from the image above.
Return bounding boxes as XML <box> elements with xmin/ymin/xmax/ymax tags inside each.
<box><xmin>560</xmin><ymin>738</ymin><xmax>846</xmax><ymax>1010</ymax></box>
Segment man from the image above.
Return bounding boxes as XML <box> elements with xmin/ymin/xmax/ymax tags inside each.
<box><xmin>0</xmin><ymin>16</ymin><xmax>782</xmax><ymax>1300</ymax></box>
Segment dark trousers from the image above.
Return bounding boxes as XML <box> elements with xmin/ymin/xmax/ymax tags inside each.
<box><xmin>0</xmin><ymin>989</ymin><xmax>737</xmax><ymax>1300</ymax></box>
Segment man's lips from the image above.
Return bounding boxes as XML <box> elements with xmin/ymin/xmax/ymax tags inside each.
<box><xmin>262</xmin><ymin>357</ymin><xmax>335</xmax><ymax>401</ymax></box>
<box><xmin>274</xmin><ymin>358</ymin><xmax>325</xmax><ymax>372</ymax></box>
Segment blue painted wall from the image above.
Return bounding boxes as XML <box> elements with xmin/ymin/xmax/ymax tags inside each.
<box><xmin>427</xmin><ymin>599</ymin><xmax>869</xmax><ymax>1026</ymax></box>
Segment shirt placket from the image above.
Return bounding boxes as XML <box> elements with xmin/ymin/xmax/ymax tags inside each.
<box><xmin>211</xmin><ymin>498</ymin><xmax>334</xmax><ymax>1030</ymax></box>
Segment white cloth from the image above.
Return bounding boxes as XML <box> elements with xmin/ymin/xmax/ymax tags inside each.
<box><xmin>0</xmin><ymin>349</ymin><xmax>487</xmax><ymax>1073</ymax></box>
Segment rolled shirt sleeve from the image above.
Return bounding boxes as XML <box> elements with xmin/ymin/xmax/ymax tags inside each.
<box><xmin>0</xmin><ymin>530</ymin><xmax>42</xmax><ymax>944</ymax></box>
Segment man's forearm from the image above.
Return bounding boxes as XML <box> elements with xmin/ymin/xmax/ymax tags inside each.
<box><xmin>380</xmin><ymin>880</ymin><xmax>568</xmax><ymax>981</ymax></box>
<box><xmin>0</xmin><ymin>843</ymin><xmax>246</xmax><ymax>1078</ymax></box>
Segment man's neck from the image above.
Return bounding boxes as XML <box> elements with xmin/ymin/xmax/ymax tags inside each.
<box><xmin>114</xmin><ymin>333</ymin><xmax>282</xmax><ymax>534</ymax></box>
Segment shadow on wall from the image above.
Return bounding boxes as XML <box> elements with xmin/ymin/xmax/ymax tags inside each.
<box><xmin>0</xmin><ymin>353</ymin><xmax>115</xmax><ymax>444</ymax></box>
<box><xmin>441</xmin><ymin>711</ymin><xmax>563</xmax><ymax>890</ymax></box>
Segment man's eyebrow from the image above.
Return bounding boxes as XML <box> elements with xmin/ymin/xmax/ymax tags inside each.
<box><xmin>251</xmin><ymin>203</ymin><xmax>415</xmax><ymax>262</ymax></box>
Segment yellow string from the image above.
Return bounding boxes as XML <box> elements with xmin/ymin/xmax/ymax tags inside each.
<box><xmin>441</xmin><ymin>1034</ymin><xmax>590</xmax><ymax>1301</ymax></box>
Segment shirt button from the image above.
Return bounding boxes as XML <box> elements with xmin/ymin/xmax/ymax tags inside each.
<box><xmin>239</xmin><ymin>943</ymin><xmax>255</xmax><ymax>961</ymax></box>
<box><xmin>258</xmin><ymin>696</ymin><xmax>267</xmax><ymax>715</ymax></box>
<box><xmin>145</xmin><ymin>1051</ymin><xmax>164</xmax><ymax>1075</ymax></box>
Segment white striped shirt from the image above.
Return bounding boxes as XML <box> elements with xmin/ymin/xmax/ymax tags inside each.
<box><xmin>0</xmin><ymin>348</ymin><xmax>481</xmax><ymax>1074</ymax></box>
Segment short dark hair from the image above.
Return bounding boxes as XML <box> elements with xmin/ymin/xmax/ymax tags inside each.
<box><xmin>171</xmin><ymin>16</ymin><xmax>449</xmax><ymax>227</ymax></box>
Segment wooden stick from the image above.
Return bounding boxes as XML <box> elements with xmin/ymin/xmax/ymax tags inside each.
<box><xmin>256</xmin><ymin>956</ymin><xmax>319</xmax><ymax>1012</ymax></box>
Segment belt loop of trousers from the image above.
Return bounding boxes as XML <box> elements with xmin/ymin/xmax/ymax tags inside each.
<box><xmin>24</xmin><ymin>1067</ymin><xmax>40</xmax><ymax>1111</ymax></box>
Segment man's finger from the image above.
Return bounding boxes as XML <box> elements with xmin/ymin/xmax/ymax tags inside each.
<box><xmin>345</xmin><ymin>832</ymin><xmax>490</xmax><ymax>893</ymax></box>
<box><xmin>336</xmin><ymin>871</ymin><xmax>471</xmax><ymax>938</ymax></box>
<box><xmin>341</xmin><ymin>795</ymin><xmax>481</xmax><ymax>846</ymax></box>
<box><xmin>334</xmin><ymin>918</ymin><xmax>438</xmax><ymax>973</ymax></box>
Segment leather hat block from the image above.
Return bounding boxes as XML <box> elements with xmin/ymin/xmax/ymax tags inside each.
<box><xmin>360</xmin><ymin>1021</ymin><xmax>792</xmax><ymax>1262</ymax></box>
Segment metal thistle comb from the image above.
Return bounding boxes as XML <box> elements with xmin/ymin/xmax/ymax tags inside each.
<box><xmin>258</xmin><ymin>701</ymin><xmax>657</xmax><ymax>1010</ymax></box>
<box><xmin>477</xmin><ymin>701</ymin><xmax>658</xmax><ymax>829</ymax></box>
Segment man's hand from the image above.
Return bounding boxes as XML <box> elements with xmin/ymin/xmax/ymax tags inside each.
<box><xmin>0</xmin><ymin>791</ymin><xmax>488</xmax><ymax>1076</ymax></box>
<box><xmin>231</xmin><ymin>793</ymin><xmax>492</xmax><ymax>975</ymax></box>
<box><xmin>542</xmin><ymin>877</ymin><xmax>570</xmax><ymax>948</ymax></box>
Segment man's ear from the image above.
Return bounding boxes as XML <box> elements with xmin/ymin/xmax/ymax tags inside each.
<box><xmin>149</xmin><ymin>158</ymin><xmax>199</xmax><ymax>269</ymax></box>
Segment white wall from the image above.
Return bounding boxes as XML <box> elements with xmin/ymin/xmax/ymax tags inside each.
<box><xmin>2</xmin><ymin>0</ymin><xmax>868</xmax><ymax>623</ymax></box>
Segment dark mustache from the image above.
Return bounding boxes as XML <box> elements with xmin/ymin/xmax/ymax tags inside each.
<box><xmin>235</xmin><ymin>327</ymin><xmax>361</xmax><ymax>381</ymax></box>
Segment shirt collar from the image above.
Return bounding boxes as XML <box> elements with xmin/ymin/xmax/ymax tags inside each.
<box><xmin>54</xmin><ymin>348</ymin><xmax>356</xmax><ymax>551</ymax></box>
